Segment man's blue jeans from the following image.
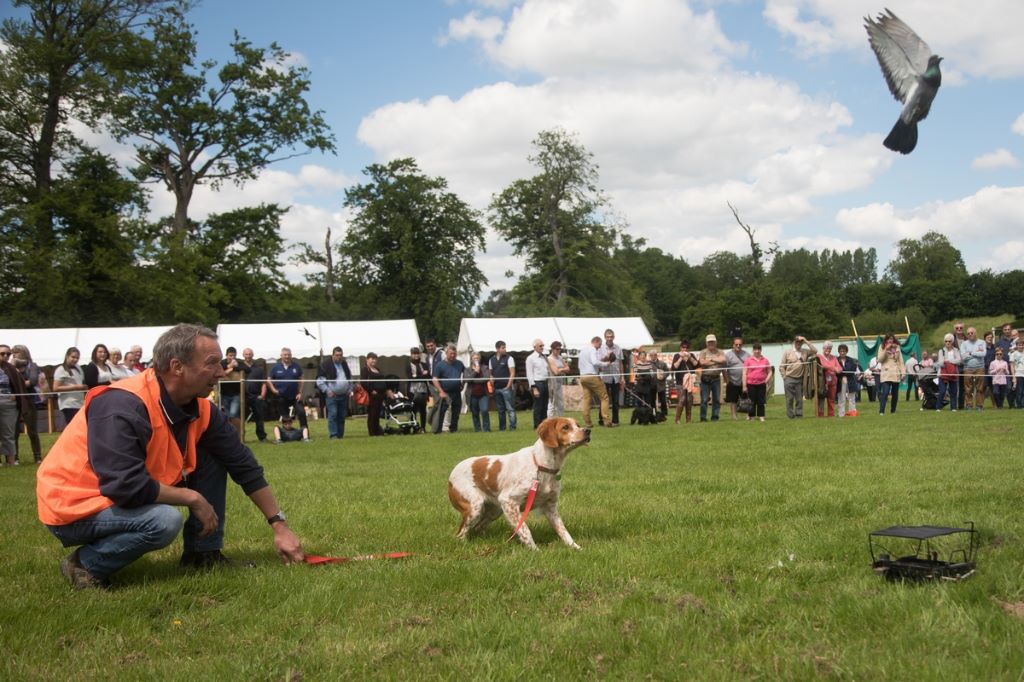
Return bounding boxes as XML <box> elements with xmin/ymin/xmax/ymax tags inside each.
<box><xmin>325</xmin><ymin>393</ymin><xmax>349</xmax><ymax>438</ymax></box>
<box><xmin>494</xmin><ymin>387</ymin><xmax>516</xmax><ymax>430</ymax></box>
<box><xmin>220</xmin><ymin>394</ymin><xmax>240</xmax><ymax>419</ymax></box>
<box><xmin>700</xmin><ymin>380</ymin><xmax>721</xmax><ymax>421</ymax></box>
<box><xmin>46</xmin><ymin>452</ymin><xmax>229</xmax><ymax>580</ymax></box>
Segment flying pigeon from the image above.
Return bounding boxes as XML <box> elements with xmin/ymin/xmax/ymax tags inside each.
<box><xmin>864</xmin><ymin>9</ymin><xmax>942</xmax><ymax>154</ymax></box>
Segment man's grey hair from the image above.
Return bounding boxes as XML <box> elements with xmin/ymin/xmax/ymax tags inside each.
<box><xmin>152</xmin><ymin>324</ymin><xmax>218</xmax><ymax>372</ymax></box>
<box><xmin>445</xmin><ymin>343</ymin><xmax>457</xmax><ymax>352</ymax></box>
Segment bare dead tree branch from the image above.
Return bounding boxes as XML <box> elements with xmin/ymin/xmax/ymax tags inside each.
<box><xmin>324</xmin><ymin>226</ymin><xmax>334</xmax><ymax>304</ymax></box>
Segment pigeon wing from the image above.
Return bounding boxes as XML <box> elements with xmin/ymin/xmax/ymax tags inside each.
<box><xmin>865</xmin><ymin>9</ymin><xmax>933</xmax><ymax>103</ymax></box>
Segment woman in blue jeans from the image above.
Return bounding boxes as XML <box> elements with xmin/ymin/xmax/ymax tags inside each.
<box><xmin>876</xmin><ymin>333</ymin><xmax>906</xmax><ymax>415</ymax></box>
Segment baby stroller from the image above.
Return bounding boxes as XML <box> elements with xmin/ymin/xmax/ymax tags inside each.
<box><xmin>919</xmin><ymin>374</ymin><xmax>946</xmax><ymax>410</ymax></box>
<box><xmin>384</xmin><ymin>393</ymin><xmax>420</xmax><ymax>434</ymax></box>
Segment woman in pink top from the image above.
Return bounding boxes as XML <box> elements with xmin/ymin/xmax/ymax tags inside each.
<box><xmin>817</xmin><ymin>341</ymin><xmax>844</xmax><ymax>417</ymax></box>
<box><xmin>989</xmin><ymin>347</ymin><xmax>1010</xmax><ymax>408</ymax></box>
<box><xmin>741</xmin><ymin>342</ymin><xmax>774</xmax><ymax>422</ymax></box>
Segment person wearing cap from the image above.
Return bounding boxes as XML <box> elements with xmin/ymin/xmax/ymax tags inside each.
<box><xmin>405</xmin><ymin>347</ymin><xmax>430</xmax><ymax>433</ymax></box>
<box><xmin>697</xmin><ymin>334</ymin><xmax>727</xmax><ymax>422</ymax></box>
<box><xmin>779</xmin><ymin>335</ymin><xmax>817</xmax><ymax>418</ymax></box>
<box><xmin>273</xmin><ymin>410</ymin><xmax>309</xmax><ymax>443</ymax></box>
<box><xmin>546</xmin><ymin>340</ymin><xmax>571</xmax><ymax>417</ymax></box>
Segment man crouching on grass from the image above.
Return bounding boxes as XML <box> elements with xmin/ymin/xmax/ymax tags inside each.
<box><xmin>36</xmin><ymin>324</ymin><xmax>304</xmax><ymax>589</ymax></box>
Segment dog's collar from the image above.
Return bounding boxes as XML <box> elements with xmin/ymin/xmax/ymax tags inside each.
<box><xmin>532</xmin><ymin>453</ymin><xmax>560</xmax><ymax>476</ymax></box>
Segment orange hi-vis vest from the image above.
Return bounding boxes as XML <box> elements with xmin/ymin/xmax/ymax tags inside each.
<box><xmin>36</xmin><ymin>369</ymin><xmax>212</xmax><ymax>526</ymax></box>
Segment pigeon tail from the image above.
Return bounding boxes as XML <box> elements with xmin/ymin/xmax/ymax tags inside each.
<box><xmin>883</xmin><ymin>117</ymin><xmax>917</xmax><ymax>154</ymax></box>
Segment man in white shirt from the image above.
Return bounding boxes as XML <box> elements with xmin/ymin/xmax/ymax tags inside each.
<box><xmin>525</xmin><ymin>339</ymin><xmax>550</xmax><ymax>429</ymax></box>
<box><xmin>578</xmin><ymin>336</ymin><xmax>613</xmax><ymax>428</ymax></box>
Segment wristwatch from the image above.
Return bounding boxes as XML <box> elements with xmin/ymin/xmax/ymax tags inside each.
<box><xmin>267</xmin><ymin>511</ymin><xmax>286</xmax><ymax>526</ymax></box>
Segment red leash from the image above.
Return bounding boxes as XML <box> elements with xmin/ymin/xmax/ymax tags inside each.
<box><xmin>507</xmin><ymin>479</ymin><xmax>539</xmax><ymax>542</ymax></box>
<box><xmin>304</xmin><ymin>552</ymin><xmax>414</xmax><ymax>565</ymax></box>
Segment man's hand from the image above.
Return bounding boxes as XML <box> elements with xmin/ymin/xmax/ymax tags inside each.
<box><xmin>188</xmin><ymin>493</ymin><xmax>219</xmax><ymax>538</ymax></box>
<box><xmin>273</xmin><ymin>524</ymin><xmax>304</xmax><ymax>565</ymax></box>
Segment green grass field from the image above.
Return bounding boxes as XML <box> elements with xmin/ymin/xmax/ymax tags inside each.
<box><xmin>3</xmin><ymin>401</ymin><xmax>1023</xmax><ymax>680</ymax></box>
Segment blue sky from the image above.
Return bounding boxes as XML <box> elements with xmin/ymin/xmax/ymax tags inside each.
<box><xmin>6</xmin><ymin>0</ymin><xmax>1023</xmax><ymax>291</ymax></box>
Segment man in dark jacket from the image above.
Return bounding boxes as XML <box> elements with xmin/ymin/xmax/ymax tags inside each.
<box><xmin>315</xmin><ymin>346</ymin><xmax>353</xmax><ymax>440</ymax></box>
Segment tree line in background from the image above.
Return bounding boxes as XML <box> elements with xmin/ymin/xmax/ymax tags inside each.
<box><xmin>3</xmin><ymin>1</ymin><xmax>1022</xmax><ymax>343</ymax></box>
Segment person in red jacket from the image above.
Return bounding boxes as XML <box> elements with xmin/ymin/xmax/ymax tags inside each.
<box><xmin>37</xmin><ymin>324</ymin><xmax>304</xmax><ymax>589</ymax></box>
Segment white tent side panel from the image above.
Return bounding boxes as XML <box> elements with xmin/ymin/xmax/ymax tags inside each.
<box><xmin>75</xmin><ymin>326</ymin><xmax>171</xmax><ymax>364</ymax></box>
<box><xmin>0</xmin><ymin>328</ymin><xmax>79</xmax><ymax>366</ymax></box>
<box><xmin>457</xmin><ymin>318</ymin><xmax>562</xmax><ymax>354</ymax></box>
<box><xmin>216</xmin><ymin>322</ymin><xmax>323</xmax><ymax>361</ymax></box>
<box><xmin>554</xmin><ymin>317</ymin><xmax>654</xmax><ymax>352</ymax></box>
<box><xmin>318</xmin><ymin>319</ymin><xmax>420</xmax><ymax>357</ymax></box>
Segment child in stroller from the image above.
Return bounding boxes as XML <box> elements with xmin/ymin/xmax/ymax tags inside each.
<box><xmin>384</xmin><ymin>392</ymin><xmax>421</xmax><ymax>434</ymax></box>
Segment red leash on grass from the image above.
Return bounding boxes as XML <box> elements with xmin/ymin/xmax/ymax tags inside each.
<box><xmin>304</xmin><ymin>552</ymin><xmax>414</xmax><ymax>565</ymax></box>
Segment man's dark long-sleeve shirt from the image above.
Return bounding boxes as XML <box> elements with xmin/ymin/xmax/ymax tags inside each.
<box><xmin>86</xmin><ymin>378</ymin><xmax>268</xmax><ymax>508</ymax></box>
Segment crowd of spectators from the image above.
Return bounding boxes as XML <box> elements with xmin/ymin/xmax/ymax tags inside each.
<box><xmin>2</xmin><ymin>320</ymin><xmax>1021</xmax><ymax>464</ymax></box>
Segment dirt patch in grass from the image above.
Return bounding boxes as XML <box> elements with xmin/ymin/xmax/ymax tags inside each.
<box><xmin>994</xmin><ymin>599</ymin><xmax>1024</xmax><ymax>618</ymax></box>
<box><xmin>675</xmin><ymin>594</ymin><xmax>710</xmax><ymax>614</ymax></box>
<box><xmin>389</xmin><ymin>615</ymin><xmax>433</xmax><ymax>630</ymax></box>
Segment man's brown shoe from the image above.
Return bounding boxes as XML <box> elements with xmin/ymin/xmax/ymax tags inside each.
<box><xmin>59</xmin><ymin>549</ymin><xmax>109</xmax><ymax>590</ymax></box>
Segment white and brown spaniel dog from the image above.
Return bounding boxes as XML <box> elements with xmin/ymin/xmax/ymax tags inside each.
<box><xmin>447</xmin><ymin>417</ymin><xmax>591</xmax><ymax>550</ymax></box>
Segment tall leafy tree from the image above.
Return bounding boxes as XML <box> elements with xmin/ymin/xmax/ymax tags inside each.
<box><xmin>490</xmin><ymin>128</ymin><xmax>645</xmax><ymax>316</ymax></box>
<box><xmin>0</xmin><ymin>0</ymin><xmax>181</xmax><ymax>223</ymax></box>
<box><xmin>884</xmin><ymin>231</ymin><xmax>967</xmax><ymax>285</ymax></box>
<box><xmin>0</xmin><ymin>0</ymin><xmax>183</xmax><ymax>316</ymax></box>
<box><xmin>337</xmin><ymin>158</ymin><xmax>487</xmax><ymax>340</ymax></box>
<box><xmin>134</xmin><ymin>203</ymin><xmax>296</xmax><ymax>326</ymax></box>
<box><xmin>111</xmin><ymin>8</ymin><xmax>335</xmax><ymax>233</ymax></box>
<box><xmin>1</xmin><ymin>149</ymin><xmax>147</xmax><ymax>326</ymax></box>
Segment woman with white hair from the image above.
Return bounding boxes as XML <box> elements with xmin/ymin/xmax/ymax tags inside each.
<box><xmin>107</xmin><ymin>348</ymin><xmax>135</xmax><ymax>381</ymax></box>
<box><xmin>935</xmin><ymin>334</ymin><xmax>961</xmax><ymax>412</ymax></box>
<box><xmin>816</xmin><ymin>342</ymin><xmax>843</xmax><ymax>417</ymax></box>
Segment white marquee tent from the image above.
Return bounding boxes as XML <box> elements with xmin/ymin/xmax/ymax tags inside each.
<box><xmin>0</xmin><ymin>325</ymin><xmax>171</xmax><ymax>366</ymax></box>
<box><xmin>215</xmin><ymin>319</ymin><xmax>421</xmax><ymax>360</ymax></box>
<box><xmin>2</xmin><ymin>320</ymin><xmax>421</xmax><ymax>366</ymax></box>
<box><xmin>456</xmin><ymin>316</ymin><xmax>654</xmax><ymax>355</ymax></box>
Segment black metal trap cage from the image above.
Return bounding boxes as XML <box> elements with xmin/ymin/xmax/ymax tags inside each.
<box><xmin>869</xmin><ymin>523</ymin><xmax>978</xmax><ymax>582</ymax></box>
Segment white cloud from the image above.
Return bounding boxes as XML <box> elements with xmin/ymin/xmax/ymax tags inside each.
<box><xmin>1012</xmin><ymin>113</ymin><xmax>1024</xmax><ymax>136</ymax></box>
<box><xmin>442</xmin><ymin>11</ymin><xmax>504</xmax><ymax>46</ymax></box>
<box><xmin>447</xmin><ymin>0</ymin><xmax>744</xmax><ymax>77</ymax></box>
<box><xmin>971</xmin><ymin>148</ymin><xmax>1020</xmax><ymax>170</ymax></box>
<box><xmin>358</xmin><ymin>41</ymin><xmax>887</xmax><ymax>268</ymax></box>
<box><xmin>764</xmin><ymin>1</ymin><xmax>1024</xmax><ymax>78</ymax></box>
<box><xmin>980</xmin><ymin>240</ymin><xmax>1024</xmax><ymax>272</ymax></box>
<box><xmin>835</xmin><ymin>186</ymin><xmax>1024</xmax><ymax>270</ymax></box>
